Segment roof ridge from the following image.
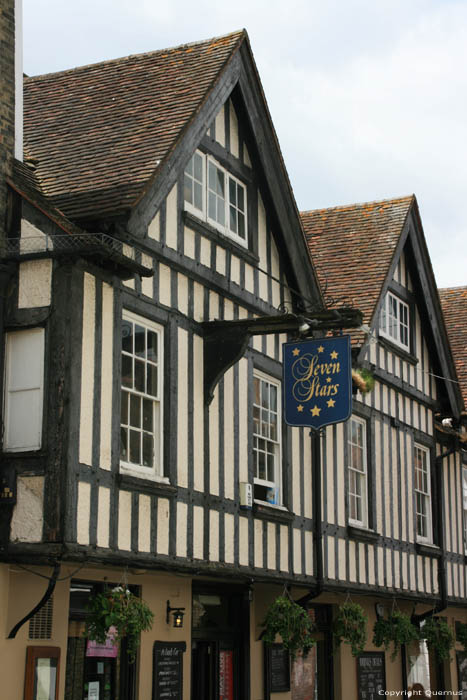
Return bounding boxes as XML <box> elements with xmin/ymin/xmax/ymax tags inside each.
<box><xmin>300</xmin><ymin>194</ymin><xmax>415</xmax><ymax>216</ymax></box>
<box><xmin>25</xmin><ymin>29</ymin><xmax>246</xmax><ymax>82</ymax></box>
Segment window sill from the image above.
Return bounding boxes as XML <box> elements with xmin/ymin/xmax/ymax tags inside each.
<box><xmin>117</xmin><ymin>473</ymin><xmax>177</xmax><ymax>497</ymax></box>
<box><xmin>183</xmin><ymin>211</ymin><xmax>259</xmax><ymax>266</ymax></box>
<box><xmin>416</xmin><ymin>542</ymin><xmax>441</xmax><ymax>558</ymax></box>
<box><xmin>253</xmin><ymin>502</ymin><xmax>295</xmax><ymax>524</ymax></box>
<box><xmin>377</xmin><ymin>336</ymin><xmax>419</xmax><ymax>365</ymax></box>
<box><xmin>347</xmin><ymin>525</ymin><xmax>380</xmax><ymax>543</ymax></box>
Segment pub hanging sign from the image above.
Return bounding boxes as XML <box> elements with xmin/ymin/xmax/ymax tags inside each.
<box><xmin>283</xmin><ymin>335</ymin><xmax>352</xmax><ymax>429</ymax></box>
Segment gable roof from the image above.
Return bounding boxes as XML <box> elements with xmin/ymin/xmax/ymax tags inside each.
<box><xmin>23</xmin><ymin>31</ymin><xmax>245</xmax><ymax>221</ymax></box>
<box><xmin>439</xmin><ymin>286</ymin><xmax>467</xmax><ymax>408</ymax></box>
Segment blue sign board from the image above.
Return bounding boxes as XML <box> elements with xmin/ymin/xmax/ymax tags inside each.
<box><xmin>283</xmin><ymin>335</ymin><xmax>352</xmax><ymax>429</ymax></box>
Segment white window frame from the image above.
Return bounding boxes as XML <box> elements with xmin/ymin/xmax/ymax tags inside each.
<box><xmin>183</xmin><ymin>150</ymin><xmax>206</xmax><ymax>219</ymax></box>
<box><xmin>348</xmin><ymin>416</ymin><xmax>368</xmax><ymax>528</ymax></box>
<box><xmin>120</xmin><ymin>311</ymin><xmax>165</xmax><ymax>481</ymax></box>
<box><xmin>379</xmin><ymin>291</ymin><xmax>410</xmax><ymax>350</ymax></box>
<box><xmin>3</xmin><ymin>328</ymin><xmax>45</xmax><ymax>452</ymax></box>
<box><xmin>463</xmin><ymin>467</ymin><xmax>467</xmax><ymax>554</ymax></box>
<box><xmin>414</xmin><ymin>444</ymin><xmax>432</xmax><ymax>543</ymax></box>
<box><xmin>183</xmin><ymin>150</ymin><xmax>248</xmax><ymax>248</ymax></box>
<box><xmin>252</xmin><ymin>370</ymin><xmax>282</xmax><ymax>506</ymax></box>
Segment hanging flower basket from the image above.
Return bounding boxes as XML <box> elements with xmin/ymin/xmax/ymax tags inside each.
<box><xmin>422</xmin><ymin>617</ymin><xmax>454</xmax><ymax>662</ymax></box>
<box><xmin>352</xmin><ymin>368</ymin><xmax>375</xmax><ymax>395</ymax></box>
<box><xmin>261</xmin><ymin>595</ymin><xmax>316</xmax><ymax>659</ymax></box>
<box><xmin>333</xmin><ymin>602</ymin><xmax>367</xmax><ymax>657</ymax></box>
<box><xmin>85</xmin><ymin>586</ymin><xmax>154</xmax><ymax>662</ymax></box>
<box><xmin>456</xmin><ymin>621</ymin><xmax>467</xmax><ymax>650</ymax></box>
<box><xmin>373</xmin><ymin>612</ymin><xmax>420</xmax><ymax>661</ymax></box>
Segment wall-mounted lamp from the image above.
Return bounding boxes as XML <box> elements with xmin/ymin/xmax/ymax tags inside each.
<box><xmin>166</xmin><ymin>600</ymin><xmax>186</xmax><ymax>628</ymax></box>
<box><xmin>375</xmin><ymin>603</ymin><xmax>386</xmax><ymax>619</ymax></box>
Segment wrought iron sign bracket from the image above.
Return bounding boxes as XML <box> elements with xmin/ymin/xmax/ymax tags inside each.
<box><xmin>202</xmin><ymin>308</ymin><xmax>363</xmax><ymax>405</ymax></box>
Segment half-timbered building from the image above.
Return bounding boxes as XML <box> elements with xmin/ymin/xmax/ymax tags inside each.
<box><xmin>301</xmin><ymin>197</ymin><xmax>466</xmax><ymax>696</ymax></box>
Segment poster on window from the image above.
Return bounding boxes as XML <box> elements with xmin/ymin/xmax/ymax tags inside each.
<box><xmin>283</xmin><ymin>335</ymin><xmax>352</xmax><ymax>429</ymax></box>
<box><xmin>219</xmin><ymin>649</ymin><xmax>234</xmax><ymax>700</ymax></box>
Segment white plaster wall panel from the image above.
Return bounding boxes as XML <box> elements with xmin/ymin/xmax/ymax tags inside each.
<box><xmin>184</xmin><ymin>226</ymin><xmax>195</xmax><ymax>259</ymax></box>
<box><xmin>157</xmin><ymin>498</ymin><xmax>170</xmax><ymax>555</ymax></box>
<box><xmin>18</xmin><ymin>259</ymin><xmax>52</xmax><ymax>308</ymax></box>
<box><xmin>176</xmin><ymin>502</ymin><xmax>188</xmax><ymax>558</ymax></box>
<box><xmin>177</xmin><ymin>273</ymin><xmax>188</xmax><ymax>316</ymax></box>
<box><xmin>326</xmin><ymin>536</ymin><xmax>335</xmax><ymax>579</ymax></box>
<box><xmin>244</xmin><ymin>263</ymin><xmax>254</xmax><ymax>294</ymax></box>
<box><xmin>336</xmin><ymin>422</ymin><xmax>345</xmax><ymax>526</ymax></box>
<box><xmin>254</xmin><ymin>519</ymin><xmax>263</xmax><ymax>568</ymax></box>
<box><xmin>446</xmin><ymin>562</ymin><xmax>453</xmax><ymax>596</ymax></box>
<box><xmin>215</xmin><ymin>104</ymin><xmax>225</xmax><ymax>147</ymax></box>
<box><xmin>193</xmin><ymin>281</ymin><xmax>204</xmax><ymax>322</ymax></box>
<box><xmin>231</xmin><ymin>255</ymin><xmax>240</xmax><ymax>285</ymax></box>
<box><xmin>291</xmin><ymin>428</ymin><xmax>301</xmax><ymax>515</ymax></box>
<box><xmin>432</xmin><ymin>559</ymin><xmax>438</xmax><ymax>594</ymax></box>
<box><xmin>460</xmin><ymin>564</ymin><xmax>465</xmax><ymax>599</ymax></box>
<box><xmin>138</xmin><ymin>494</ymin><xmax>151</xmax><ymax>553</ymax></box>
<box><xmin>426</xmin><ymin>410</ymin><xmax>433</xmax><ymax>436</ymax></box>
<box><xmin>417</xmin><ymin>556</ymin><xmax>425</xmax><ymax>593</ymax></box>
<box><xmin>141</xmin><ymin>275</ymin><xmax>153</xmax><ymax>298</ymax></box>
<box><xmin>406</xmin><ymin>432</ymin><xmax>414</xmax><ymax>543</ymax></box>
<box><xmin>379</xmin><ymin>350</ymin><xmax>386</xmax><ymax>372</ymax></box>
<box><xmin>253</xmin><ymin>335</ymin><xmax>262</xmax><ymax>353</ymax></box>
<box><xmin>118</xmin><ymin>490</ymin><xmax>132</xmax><ymax>551</ymax></box>
<box><xmin>374</xmin><ymin>419</ymin><xmax>383</xmax><ymax>535</ymax></box>
<box><xmin>77</xmin><ymin>481</ymin><xmax>91</xmax><ymax>545</ymax></box>
<box><xmin>266</xmin><ymin>334</ymin><xmax>275</xmax><ymax>360</ymax></box>
<box><xmin>377</xmin><ymin>547</ymin><xmax>385</xmax><ymax>588</ymax></box>
<box><xmin>97</xmin><ymin>487</ymin><xmax>110</xmax><ymax>549</ymax></box>
<box><xmin>165</xmin><ymin>184</ymin><xmax>178</xmax><ymax>250</ymax></box>
<box><xmin>200</xmin><ymin>236</ymin><xmax>211</xmax><ymax>268</ymax></box>
<box><xmin>383</xmin><ymin>423</ymin><xmax>391</xmax><ymax>538</ymax></box>
<box><xmin>238</xmin><ymin>305</ymin><xmax>249</xmax><ymax>320</ymax></box>
<box><xmin>348</xmin><ymin>541</ymin><xmax>357</xmax><ymax>582</ymax></box>
<box><xmin>79</xmin><ymin>273</ymin><xmax>96</xmax><ymax>467</ymax></box>
<box><xmin>243</xmin><ymin>144</ymin><xmax>252</xmax><ymax>167</ymax></box>
<box><xmin>370</xmin><ymin>341</ymin><xmax>377</xmax><ymax>365</ymax></box>
<box><xmin>409</xmin><ymin>554</ymin><xmax>416</xmax><ymax>591</ymax></box>
<box><xmin>359</xmin><ymin>543</ymin><xmax>366</xmax><ymax>584</ymax></box>
<box><xmin>294</xmin><ymin>529</ymin><xmax>303</xmax><ymax>575</ymax></box>
<box><xmin>239</xmin><ymin>516</ymin><xmax>249</xmax><ymax>566</ymax></box>
<box><xmin>209</xmin><ymin>390</ymin><xmax>220</xmax><ymax>495</ymax></box>
<box><xmin>224</xmin><ymin>513</ymin><xmax>235</xmax><ymax>564</ymax></box>
<box><xmin>267</xmin><ymin>522</ymin><xmax>276</xmax><ymax>570</ymax></box>
<box><xmin>158</xmin><ymin>264</ymin><xmax>171</xmax><ymax>308</ymax></box>
<box><xmin>271</xmin><ymin>280</ymin><xmax>281</xmax><ymax>309</ymax></box>
<box><xmin>382</xmin><ymin>384</ymin><xmax>388</xmax><ymax>415</ymax></box>
<box><xmin>229</xmin><ymin>101</ymin><xmax>239</xmax><ymax>158</ymax></box>
<box><xmin>123</xmin><ymin>277</ymin><xmax>135</xmax><ymax>290</ymax></box>
<box><xmin>424</xmin><ymin>558</ymin><xmax>431</xmax><ymax>595</ymax></box>
<box><xmin>325</xmin><ymin>426</ymin><xmax>335</xmax><ymax>525</ymax></box>
<box><xmin>303</xmin><ymin>433</ymin><xmax>312</xmax><ymax>519</ymax></box>
<box><xmin>193</xmin><ymin>334</ymin><xmax>204</xmax><ymax>492</ymax></box>
<box><xmin>209</xmin><ymin>510</ymin><xmax>220</xmax><ymax>561</ymax></box>
<box><xmin>385</xmin><ymin>549</ymin><xmax>392</xmax><ymax>589</ymax></box>
<box><xmin>402</xmin><ymin>361</ymin><xmax>408</xmax><ymax>384</ymax></box>
<box><xmin>216</xmin><ymin>247</ymin><xmax>226</xmax><ymax>276</ymax></box>
<box><xmin>193</xmin><ymin>506</ymin><xmax>204</xmax><ymax>560</ymax></box>
<box><xmin>412</xmin><ymin>400</ymin><xmax>419</xmax><ymax>430</ymax></box>
<box><xmin>391</xmin><ymin>427</ymin><xmax>399</xmax><ymax>539</ymax></box>
<box><xmin>280</xmin><ymin>525</ymin><xmax>288</xmax><ymax>572</ymax></box>
<box><xmin>373</xmin><ymin>380</ymin><xmax>380</xmax><ymax>411</ymax></box>
<box><xmin>399</xmin><ymin>433</ymin><xmax>407</xmax><ymax>542</ymax></box>
<box><xmin>238</xmin><ymin>358</ymin><xmax>249</xmax><ymax>482</ymax></box>
<box><xmin>224</xmin><ymin>368</ymin><xmax>235</xmax><ymax>500</ymax></box>
<box><xmin>368</xmin><ymin>545</ymin><xmax>375</xmax><ymax>585</ymax></box>
<box><xmin>10</xmin><ymin>476</ymin><xmax>44</xmax><ymax>543</ymax></box>
<box><xmin>20</xmin><ymin>218</ymin><xmax>50</xmax><ymax>250</ymax></box>
<box><xmin>390</xmin><ymin>389</ymin><xmax>396</xmax><ymax>419</ymax></box>
<box><xmin>450</xmin><ymin>456</ymin><xmax>460</xmax><ymax>554</ymax></box>
<box><xmin>305</xmin><ymin>531</ymin><xmax>313</xmax><ymax>576</ymax></box>
<box><xmin>100</xmin><ymin>283</ymin><xmax>113</xmax><ymax>470</ymax></box>
<box><xmin>224</xmin><ymin>298</ymin><xmax>234</xmax><ymax>321</ymax></box>
<box><xmin>405</xmin><ymin>397</ymin><xmax>411</xmax><ymax>427</ymax></box>
<box><xmin>400</xmin><ymin>251</ymin><xmax>406</xmax><ymax>286</ymax></box>
<box><xmin>419</xmin><ymin>405</ymin><xmax>426</xmax><ymax>434</ymax></box>
<box><xmin>415</xmin><ymin>313</ymin><xmax>423</xmax><ymax>391</ymax></box>
<box><xmin>401</xmin><ymin>551</ymin><xmax>408</xmax><ymax>589</ymax></box>
<box><xmin>338</xmin><ymin>538</ymin><xmax>346</xmax><ymax>581</ymax></box>
<box><xmin>443</xmin><ymin>453</ymin><xmax>451</xmax><ymax>551</ymax></box>
<box><xmin>259</xmin><ymin>270</ymin><xmax>268</xmax><ymax>303</ymax></box>
<box><xmin>177</xmin><ymin>328</ymin><xmax>189</xmax><ymax>488</ymax></box>
<box><xmin>209</xmin><ymin>290</ymin><xmax>219</xmax><ymax>321</ymax></box>
<box><xmin>148</xmin><ymin>211</ymin><xmax>160</xmax><ymax>240</ymax></box>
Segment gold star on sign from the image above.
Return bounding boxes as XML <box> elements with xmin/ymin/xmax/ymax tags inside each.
<box><xmin>292</xmin><ymin>347</ymin><xmax>300</xmax><ymax>356</ymax></box>
<box><xmin>330</xmin><ymin>350</ymin><xmax>338</xmax><ymax>359</ymax></box>
<box><xmin>326</xmin><ymin>377</ymin><xmax>332</xmax><ymax>383</ymax></box>
<box><xmin>297</xmin><ymin>404</ymin><xmax>304</xmax><ymax>412</ymax></box>
<box><xmin>317</xmin><ymin>346</ymin><xmax>324</xmax><ymax>353</ymax></box>
<box><xmin>311</xmin><ymin>405</ymin><xmax>321</xmax><ymax>416</ymax></box>
<box><xmin>327</xmin><ymin>399</ymin><xmax>336</xmax><ymax>408</ymax></box>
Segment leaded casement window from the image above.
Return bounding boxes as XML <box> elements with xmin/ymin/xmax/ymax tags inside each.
<box><xmin>183</xmin><ymin>150</ymin><xmax>247</xmax><ymax>247</ymax></box>
<box><xmin>463</xmin><ymin>468</ymin><xmax>467</xmax><ymax>553</ymax></box>
<box><xmin>120</xmin><ymin>311</ymin><xmax>163</xmax><ymax>479</ymax></box>
<box><xmin>3</xmin><ymin>328</ymin><xmax>45</xmax><ymax>452</ymax></box>
<box><xmin>253</xmin><ymin>372</ymin><xmax>281</xmax><ymax>504</ymax></box>
<box><xmin>414</xmin><ymin>444</ymin><xmax>432</xmax><ymax>542</ymax></box>
<box><xmin>348</xmin><ymin>416</ymin><xmax>368</xmax><ymax>527</ymax></box>
<box><xmin>379</xmin><ymin>291</ymin><xmax>410</xmax><ymax>350</ymax></box>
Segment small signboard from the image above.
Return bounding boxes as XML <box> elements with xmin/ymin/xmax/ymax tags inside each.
<box><xmin>86</xmin><ymin>626</ymin><xmax>118</xmax><ymax>658</ymax></box>
<box><xmin>152</xmin><ymin>641</ymin><xmax>186</xmax><ymax>700</ymax></box>
<box><xmin>219</xmin><ymin>649</ymin><xmax>234</xmax><ymax>700</ymax></box>
<box><xmin>283</xmin><ymin>335</ymin><xmax>352</xmax><ymax>429</ymax></box>
<box><xmin>357</xmin><ymin>652</ymin><xmax>385</xmax><ymax>700</ymax></box>
<box><xmin>264</xmin><ymin>643</ymin><xmax>290</xmax><ymax>694</ymax></box>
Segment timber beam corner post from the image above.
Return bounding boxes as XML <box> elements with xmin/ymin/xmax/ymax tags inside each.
<box><xmin>202</xmin><ymin>308</ymin><xmax>363</xmax><ymax>405</ymax></box>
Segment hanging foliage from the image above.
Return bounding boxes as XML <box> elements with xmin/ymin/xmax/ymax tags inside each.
<box><xmin>262</xmin><ymin>595</ymin><xmax>316</xmax><ymax>659</ymax></box>
<box><xmin>352</xmin><ymin>368</ymin><xmax>375</xmax><ymax>395</ymax></box>
<box><xmin>456</xmin><ymin>621</ymin><xmax>467</xmax><ymax>651</ymax></box>
<box><xmin>333</xmin><ymin>602</ymin><xmax>367</xmax><ymax>657</ymax></box>
<box><xmin>373</xmin><ymin>612</ymin><xmax>420</xmax><ymax>661</ymax></box>
<box><xmin>422</xmin><ymin>617</ymin><xmax>454</xmax><ymax>662</ymax></box>
<box><xmin>85</xmin><ymin>586</ymin><xmax>155</xmax><ymax>662</ymax></box>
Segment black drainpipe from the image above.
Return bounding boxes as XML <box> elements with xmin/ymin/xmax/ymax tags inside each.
<box><xmin>8</xmin><ymin>562</ymin><xmax>61</xmax><ymax>638</ymax></box>
<box><xmin>298</xmin><ymin>428</ymin><xmax>323</xmax><ymax>606</ymax></box>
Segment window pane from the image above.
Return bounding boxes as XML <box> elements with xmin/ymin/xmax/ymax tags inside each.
<box><xmin>194</xmin><ymin>182</ymin><xmax>203</xmax><ymax>210</ymax></box>
<box><xmin>135</xmin><ymin>325</ymin><xmax>145</xmax><ymax>357</ymax></box>
<box><xmin>130</xmin><ymin>394</ymin><xmax>141</xmax><ymax>428</ymax></box>
<box><xmin>147</xmin><ymin>364</ymin><xmax>158</xmax><ymax>397</ymax></box>
<box><xmin>122</xmin><ymin>320</ymin><xmax>133</xmax><ymax>353</ymax></box>
<box><xmin>143</xmin><ymin>398</ymin><xmax>153</xmax><ymax>431</ymax></box>
<box><xmin>208</xmin><ymin>191</ymin><xmax>216</xmax><ymax>220</ymax></box>
<box><xmin>120</xmin><ymin>428</ymin><xmax>128</xmax><ymax>460</ymax></box>
<box><xmin>184</xmin><ymin>174</ymin><xmax>193</xmax><ymax>205</ymax></box>
<box><xmin>142</xmin><ymin>433</ymin><xmax>153</xmax><ymax>467</ymax></box>
<box><xmin>121</xmin><ymin>391</ymin><xmax>128</xmax><ymax>424</ymax></box>
<box><xmin>230</xmin><ymin>205</ymin><xmax>237</xmax><ymax>233</ymax></box>
<box><xmin>194</xmin><ymin>152</ymin><xmax>203</xmax><ymax>181</ymax></box>
<box><xmin>147</xmin><ymin>331</ymin><xmax>158</xmax><ymax>363</ymax></box>
<box><xmin>129</xmin><ymin>430</ymin><xmax>140</xmax><ymax>464</ymax></box>
<box><xmin>122</xmin><ymin>355</ymin><xmax>133</xmax><ymax>388</ymax></box>
<box><xmin>135</xmin><ymin>359</ymin><xmax>145</xmax><ymax>392</ymax></box>
<box><xmin>238</xmin><ymin>213</ymin><xmax>245</xmax><ymax>239</ymax></box>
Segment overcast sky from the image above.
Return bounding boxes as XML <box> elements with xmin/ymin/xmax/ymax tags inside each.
<box><xmin>23</xmin><ymin>0</ymin><xmax>467</xmax><ymax>288</ymax></box>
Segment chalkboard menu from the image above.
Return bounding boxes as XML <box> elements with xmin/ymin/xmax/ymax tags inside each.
<box><xmin>264</xmin><ymin>643</ymin><xmax>290</xmax><ymax>693</ymax></box>
<box><xmin>357</xmin><ymin>652</ymin><xmax>386</xmax><ymax>700</ymax></box>
<box><xmin>457</xmin><ymin>651</ymin><xmax>467</xmax><ymax>698</ymax></box>
<box><xmin>152</xmin><ymin>641</ymin><xmax>186</xmax><ymax>700</ymax></box>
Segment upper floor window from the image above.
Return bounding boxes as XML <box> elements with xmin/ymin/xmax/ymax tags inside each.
<box><xmin>463</xmin><ymin>468</ymin><xmax>467</xmax><ymax>553</ymax></box>
<box><xmin>379</xmin><ymin>291</ymin><xmax>410</xmax><ymax>350</ymax></box>
<box><xmin>253</xmin><ymin>372</ymin><xmax>281</xmax><ymax>505</ymax></box>
<box><xmin>120</xmin><ymin>311</ymin><xmax>164</xmax><ymax>479</ymax></box>
<box><xmin>348</xmin><ymin>416</ymin><xmax>368</xmax><ymax>527</ymax></box>
<box><xmin>184</xmin><ymin>150</ymin><xmax>247</xmax><ymax>247</ymax></box>
<box><xmin>414</xmin><ymin>444</ymin><xmax>432</xmax><ymax>542</ymax></box>
<box><xmin>3</xmin><ymin>328</ymin><xmax>45</xmax><ymax>452</ymax></box>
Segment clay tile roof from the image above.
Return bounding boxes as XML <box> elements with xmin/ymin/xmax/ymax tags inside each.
<box><xmin>438</xmin><ymin>286</ymin><xmax>467</xmax><ymax>406</ymax></box>
<box><xmin>300</xmin><ymin>196</ymin><xmax>414</xmax><ymax>342</ymax></box>
<box><xmin>23</xmin><ymin>30</ymin><xmax>245</xmax><ymax>222</ymax></box>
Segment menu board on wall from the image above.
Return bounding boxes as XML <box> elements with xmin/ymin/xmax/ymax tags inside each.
<box><xmin>457</xmin><ymin>651</ymin><xmax>467</xmax><ymax>698</ymax></box>
<box><xmin>152</xmin><ymin>641</ymin><xmax>186</xmax><ymax>700</ymax></box>
<box><xmin>264</xmin><ymin>643</ymin><xmax>290</xmax><ymax>693</ymax></box>
<box><xmin>357</xmin><ymin>652</ymin><xmax>386</xmax><ymax>700</ymax></box>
